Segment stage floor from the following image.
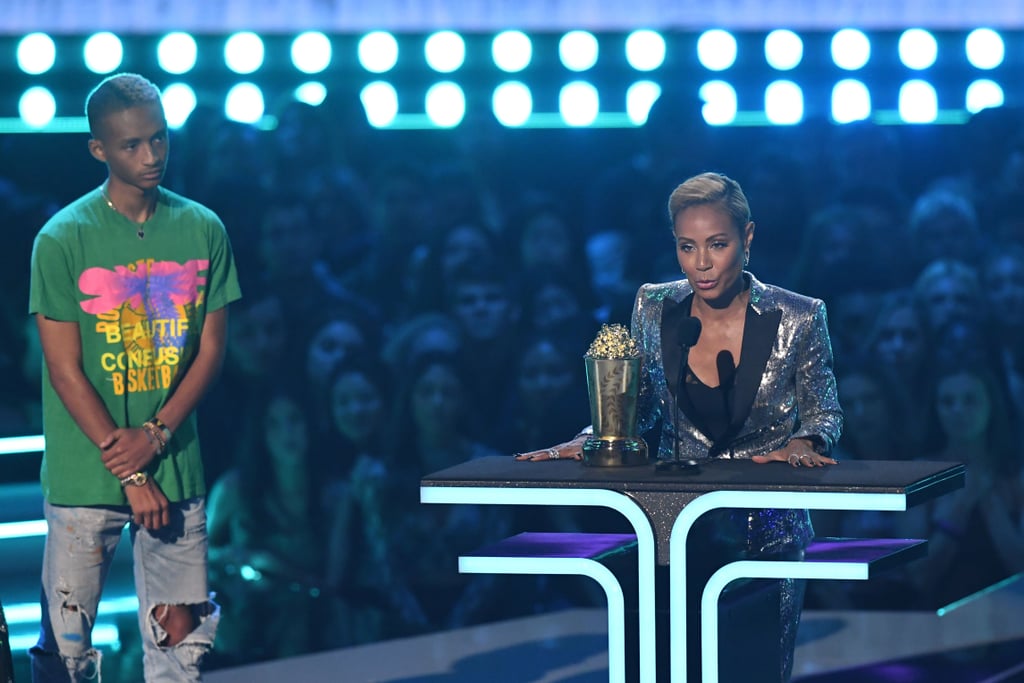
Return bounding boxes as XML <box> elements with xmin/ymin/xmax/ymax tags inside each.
<box><xmin>206</xmin><ymin>575</ymin><xmax>1024</xmax><ymax>683</ymax></box>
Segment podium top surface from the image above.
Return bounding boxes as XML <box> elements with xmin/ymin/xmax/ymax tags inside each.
<box><xmin>421</xmin><ymin>456</ymin><xmax>965</xmax><ymax>506</ymax></box>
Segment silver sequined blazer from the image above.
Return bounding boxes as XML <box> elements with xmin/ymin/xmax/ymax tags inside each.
<box><xmin>631</xmin><ymin>273</ymin><xmax>844</xmax><ymax>554</ymax></box>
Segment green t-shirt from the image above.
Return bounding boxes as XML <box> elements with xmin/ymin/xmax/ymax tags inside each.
<box><xmin>28</xmin><ymin>186</ymin><xmax>242</xmax><ymax>506</ymax></box>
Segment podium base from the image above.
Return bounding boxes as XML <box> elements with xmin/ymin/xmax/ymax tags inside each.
<box><xmin>582</xmin><ymin>437</ymin><xmax>648</xmax><ymax>467</ymax></box>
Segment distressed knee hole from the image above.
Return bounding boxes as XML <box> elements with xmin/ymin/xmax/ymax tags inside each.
<box><xmin>150</xmin><ymin>602</ymin><xmax>207</xmax><ymax>648</ymax></box>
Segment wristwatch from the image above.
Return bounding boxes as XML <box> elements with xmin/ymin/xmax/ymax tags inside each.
<box><xmin>120</xmin><ymin>471</ymin><xmax>148</xmax><ymax>487</ymax></box>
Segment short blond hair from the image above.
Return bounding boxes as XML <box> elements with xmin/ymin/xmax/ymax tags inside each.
<box><xmin>667</xmin><ymin>172</ymin><xmax>751</xmax><ymax>234</ymax></box>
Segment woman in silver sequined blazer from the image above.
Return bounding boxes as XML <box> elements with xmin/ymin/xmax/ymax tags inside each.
<box><xmin>651</xmin><ymin>171</ymin><xmax>842</xmax><ymax>682</ymax></box>
<box><xmin>519</xmin><ymin>172</ymin><xmax>843</xmax><ymax>682</ymax></box>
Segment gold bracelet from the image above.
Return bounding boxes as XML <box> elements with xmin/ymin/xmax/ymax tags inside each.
<box><xmin>149</xmin><ymin>417</ymin><xmax>173</xmax><ymax>444</ymax></box>
<box><xmin>142</xmin><ymin>421</ymin><xmax>166</xmax><ymax>453</ymax></box>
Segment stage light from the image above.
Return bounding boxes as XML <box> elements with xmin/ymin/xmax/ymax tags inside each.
<box><xmin>764</xmin><ymin>80</ymin><xmax>803</xmax><ymax>124</ymax></box>
<box><xmin>162</xmin><ymin>83</ymin><xmax>197</xmax><ymax>129</ymax></box>
<box><xmin>898</xmin><ymin>29</ymin><xmax>938</xmax><ymax>70</ymax></box>
<box><xmin>0</xmin><ymin>435</ymin><xmax>44</xmax><ymax>455</ymax></box>
<box><xmin>10</xmin><ymin>622</ymin><xmax>119</xmax><ymax>653</ymax></box>
<box><xmin>295</xmin><ymin>81</ymin><xmax>327</xmax><ymax>106</ymax></box>
<box><xmin>239</xmin><ymin>565</ymin><xmax>262</xmax><ymax>581</ymax></box>
<box><xmin>898</xmin><ymin>80</ymin><xmax>937</xmax><ymax>123</ymax></box>
<box><xmin>831</xmin><ymin>79</ymin><xmax>871</xmax><ymax>123</ymax></box>
<box><xmin>83</xmin><ymin>32</ymin><xmax>123</xmax><ymax>74</ymax></box>
<box><xmin>699</xmin><ymin>80</ymin><xmax>737</xmax><ymax>125</ymax></box>
<box><xmin>0</xmin><ymin>520</ymin><xmax>46</xmax><ymax>540</ymax></box>
<box><xmin>492</xmin><ymin>30</ymin><xmax>532</xmax><ymax>73</ymax></box>
<box><xmin>358</xmin><ymin>31</ymin><xmax>399</xmax><ymax>73</ymax></box>
<box><xmin>697</xmin><ymin>30</ymin><xmax>738</xmax><ymax>72</ymax></box>
<box><xmin>424</xmin><ymin>31</ymin><xmax>465</xmax><ymax>73</ymax></box>
<box><xmin>559</xmin><ymin>31</ymin><xmax>599</xmax><ymax>72</ymax></box>
<box><xmin>157</xmin><ymin>32</ymin><xmax>198</xmax><ymax>74</ymax></box>
<box><xmin>626</xmin><ymin>81</ymin><xmax>661</xmax><ymax>125</ymax></box>
<box><xmin>625</xmin><ymin>30</ymin><xmax>666</xmax><ymax>72</ymax></box>
<box><xmin>425</xmin><ymin>81</ymin><xmax>465</xmax><ymax>127</ymax></box>
<box><xmin>764</xmin><ymin>30</ymin><xmax>803</xmax><ymax>71</ymax></box>
<box><xmin>360</xmin><ymin>81</ymin><xmax>399</xmax><ymax>127</ymax></box>
<box><xmin>831</xmin><ymin>29</ymin><xmax>871</xmax><ymax>70</ymax></box>
<box><xmin>224</xmin><ymin>82</ymin><xmax>265</xmax><ymax>124</ymax></box>
<box><xmin>965</xmin><ymin>79</ymin><xmax>1004</xmax><ymax>113</ymax></box>
<box><xmin>965</xmin><ymin>28</ymin><xmax>1004</xmax><ymax>69</ymax></box>
<box><xmin>17</xmin><ymin>33</ymin><xmax>56</xmax><ymax>75</ymax></box>
<box><xmin>19</xmin><ymin>87</ymin><xmax>56</xmax><ymax>128</ymax></box>
<box><xmin>224</xmin><ymin>32</ymin><xmax>264</xmax><ymax>74</ymax></box>
<box><xmin>559</xmin><ymin>81</ymin><xmax>599</xmax><ymax>126</ymax></box>
<box><xmin>492</xmin><ymin>81</ymin><xmax>533</xmax><ymax>127</ymax></box>
<box><xmin>291</xmin><ymin>31</ymin><xmax>332</xmax><ymax>74</ymax></box>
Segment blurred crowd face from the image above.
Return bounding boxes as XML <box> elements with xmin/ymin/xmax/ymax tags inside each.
<box><xmin>921</xmin><ymin>274</ymin><xmax>976</xmax><ymax>331</ymax></box>
<box><xmin>837</xmin><ymin>373</ymin><xmax>889</xmax><ymax>443</ymax></box>
<box><xmin>521</xmin><ymin>211</ymin><xmax>572</xmax><ymax>271</ymax></box>
<box><xmin>259</xmin><ymin>204</ymin><xmax>320</xmax><ymax>279</ymax></box>
<box><xmin>517</xmin><ymin>340</ymin><xmax>574</xmax><ymax>409</ymax></box>
<box><xmin>330</xmin><ymin>370</ymin><xmax>384</xmax><ymax>447</ymax></box>
<box><xmin>873</xmin><ymin>305</ymin><xmax>926</xmax><ymax>370</ymax></box>
<box><xmin>586</xmin><ymin>231</ymin><xmax>629</xmax><ymax>294</ymax></box>
<box><xmin>936</xmin><ymin>372</ymin><xmax>991</xmax><ymax>443</ymax></box>
<box><xmin>918</xmin><ymin>209</ymin><xmax>979</xmax><ymax>269</ymax></box>
<box><xmin>373</xmin><ymin>174</ymin><xmax>432</xmax><ymax>243</ymax></box>
<box><xmin>987</xmin><ymin>253</ymin><xmax>1024</xmax><ymax>327</ymax></box>
<box><xmin>265</xmin><ymin>395</ymin><xmax>309</xmax><ymax>470</ymax></box>
<box><xmin>673</xmin><ymin>204</ymin><xmax>752</xmax><ymax>307</ymax></box>
<box><xmin>441</xmin><ymin>225</ymin><xmax>494</xmax><ymax>279</ymax></box>
<box><xmin>532</xmin><ymin>283</ymin><xmax>582</xmax><ymax>331</ymax></box>
<box><xmin>412</xmin><ymin>363</ymin><xmax>465</xmax><ymax>438</ymax></box>
<box><xmin>819</xmin><ymin>219</ymin><xmax>858</xmax><ymax>271</ymax></box>
<box><xmin>450</xmin><ymin>282</ymin><xmax>516</xmax><ymax>341</ymax></box>
<box><xmin>306</xmin><ymin>320</ymin><xmax>366</xmax><ymax>385</ymax></box>
<box><xmin>229</xmin><ymin>295</ymin><xmax>287</xmax><ymax>377</ymax></box>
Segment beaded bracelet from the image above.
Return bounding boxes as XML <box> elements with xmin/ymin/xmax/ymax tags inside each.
<box><xmin>149</xmin><ymin>416</ymin><xmax>172</xmax><ymax>443</ymax></box>
<box><xmin>142</xmin><ymin>418</ymin><xmax>170</xmax><ymax>454</ymax></box>
<box><xmin>142</xmin><ymin>422</ymin><xmax>165</xmax><ymax>454</ymax></box>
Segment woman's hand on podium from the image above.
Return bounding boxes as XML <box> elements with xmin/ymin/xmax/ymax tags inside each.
<box><xmin>750</xmin><ymin>437</ymin><xmax>838</xmax><ymax>467</ymax></box>
<box><xmin>514</xmin><ymin>435</ymin><xmax>587</xmax><ymax>461</ymax></box>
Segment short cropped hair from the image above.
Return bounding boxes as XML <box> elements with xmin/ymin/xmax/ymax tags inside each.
<box><xmin>667</xmin><ymin>172</ymin><xmax>751</xmax><ymax>235</ymax></box>
<box><xmin>85</xmin><ymin>73</ymin><xmax>162</xmax><ymax>137</ymax></box>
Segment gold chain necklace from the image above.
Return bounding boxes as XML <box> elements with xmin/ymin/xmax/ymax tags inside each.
<box><xmin>100</xmin><ymin>184</ymin><xmax>151</xmax><ymax>239</ymax></box>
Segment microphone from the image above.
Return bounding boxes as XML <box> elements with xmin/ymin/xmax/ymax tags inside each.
<box><xmin>716</xmin><ymin>349</ymin><xmax>736</xmax><ymax>428</ymax></box>
<box><xmin>715</xmin><ymin>350</ymin><xmax>736</xmax><ymax>391</ymax></box>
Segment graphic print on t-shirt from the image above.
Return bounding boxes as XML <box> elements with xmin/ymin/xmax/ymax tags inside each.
<box><xmin>79</xmin><ymin>258</ymin><xmax>209</xmax><ymax>396</ymax></box>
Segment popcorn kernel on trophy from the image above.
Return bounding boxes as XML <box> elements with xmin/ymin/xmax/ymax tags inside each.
<box><xmin>582</xmin><ymin>324</ymin><xmax>649</xmax><ymax>467</ymax></box>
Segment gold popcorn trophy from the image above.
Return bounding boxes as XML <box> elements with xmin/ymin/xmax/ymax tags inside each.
<box><xmin>582</xmin><ymin>324</ymin><xmax>649</xmax><ymax>467</ymax></box>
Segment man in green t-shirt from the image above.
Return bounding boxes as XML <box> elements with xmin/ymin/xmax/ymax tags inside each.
<box><xmin>27</xmin><ymin>73</ymin><xmax>241</xmax><ymax>682</ymax></box>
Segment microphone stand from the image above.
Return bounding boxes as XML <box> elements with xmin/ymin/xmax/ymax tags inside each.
<box><xmin>675</xmin><ymin>342</ymin><xmax>693</xmax><ymax>465</ymax></box>
<box><xmin>658</xmin><ymin>316</ymin><xmax>701</xmax><ymax>473</ymax></box>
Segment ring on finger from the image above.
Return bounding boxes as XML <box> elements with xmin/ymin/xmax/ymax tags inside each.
<box><xmin>547</xmin><ymin>447</ymin><xmax>560</xmax><ymax>460</ymax></box>
<box><xmin>787</xmin><ymin>453</ymin><xmax>800</xmax><ymax>465</ymax></box>
<box><xmin>799</xmin><ymin>454</ymin><xmax>814</xmax><ymax>465</ymax></box>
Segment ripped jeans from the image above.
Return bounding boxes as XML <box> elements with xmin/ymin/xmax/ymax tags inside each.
<box><xmin>30</xmin><ymin>498</ymin><xmax>219</xmax><ymax>682</ymax></box>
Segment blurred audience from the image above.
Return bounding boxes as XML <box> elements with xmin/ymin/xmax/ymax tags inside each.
<box><xmin>4</xmin><ymin>89</ymin><xmax>1024</xmax><ymax>669</ymax></box>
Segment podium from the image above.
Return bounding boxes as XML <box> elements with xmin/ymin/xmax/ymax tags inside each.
<box><xmin>421</xmin><ymin>456</ymin><xmax>964</xmax><ymax>683</ymax></box>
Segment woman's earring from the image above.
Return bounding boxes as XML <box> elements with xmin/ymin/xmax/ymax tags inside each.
<box><xmin>743</xmin><ymin>251</ymin><xmax>750</xmax><ymax>267</ymax></box>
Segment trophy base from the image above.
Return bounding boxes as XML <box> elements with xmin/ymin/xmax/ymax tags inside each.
<box><xmin>582</xmin><ymin>437</ymin><xmax>649</xmax><ymax>467</ymax></box>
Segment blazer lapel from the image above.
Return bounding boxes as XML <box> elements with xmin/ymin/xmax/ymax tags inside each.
<box><xmin>729</xmin><ymin>305</ymin><xmax>781</xmax><ymax>434</ymax></box>
<box><xmin>660</xmin><ymin>294</ymin><xmax>691</xmax><ymax>400</ymax></box>
<box><xmin>660</xmin><ymin>293</ymin><xmax>717</xmax><ymax>440</ymax></box>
